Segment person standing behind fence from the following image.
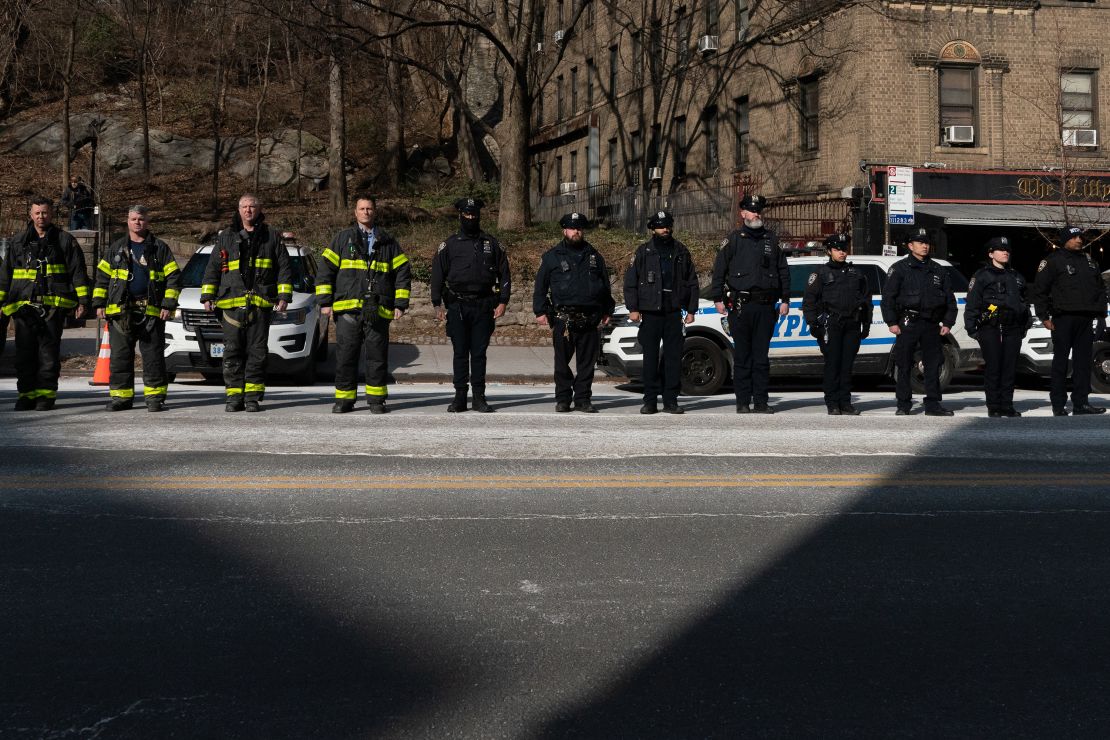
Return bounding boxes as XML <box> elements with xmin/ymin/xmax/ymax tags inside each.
<box><xmin>60</xmin><ymin>175</ymin><xmax>95</xmax><ymax>231</ymax></box>
<box><xmin>624</xmin><ymin>210</ymin><xmax>698</xmax><ymax>414</ymax></box>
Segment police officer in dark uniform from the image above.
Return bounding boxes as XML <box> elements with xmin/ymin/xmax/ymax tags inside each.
<box><xmin>965</xmin><ymin>236</ymin><xmax>1031</xmax><ymax>418</ymax></box>
<box><xmin>880</xmin><ymin>228</ymin><xmax>958</xmax><ymax>416</ymax></box>
<box><xmin>802</xmin><ymin>233</ymin><xmax>872</xmax><ymax>415</ymax></box>
<box><xmin>431</xmin><ymin>197</ymin><xmax>511</xmax><ymax>413</ymax></box>
<box><xmin>533</xmin><ymin>212</ymin><xmax>615</xmax><ymax>412</ymax></box>
<box><xmin>624</xmin><ymin>210</ymin><xmax>699</xmax><ymax>414</ymax></box>
<box><xmin>711</xmin><ymin>194</ymin><xmax>790</xmax><ymax>414</ymax></box>
<box><xmin>1032</xmin><ymin>225</ymin><xmax>1108</xmax><ymax>416</ymax></box>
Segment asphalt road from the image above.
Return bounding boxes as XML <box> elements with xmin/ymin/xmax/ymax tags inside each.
<box><xmin>2</xmin><ymin>381</ymin><xmax>1110</xmax><ymax>738</ymax></box>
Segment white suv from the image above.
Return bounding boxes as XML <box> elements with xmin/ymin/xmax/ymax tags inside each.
<box><xmin>164</xmin><ymin>242</ymin><xmax>329</xmax><ymax>383</ymax></box>
<box><xmin>599</xmin><ymin>254</ymin><xmax>980</xmax><ymax>395</ymax></box>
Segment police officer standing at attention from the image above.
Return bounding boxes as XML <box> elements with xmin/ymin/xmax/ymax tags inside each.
<box><xmin>93</xmin><ymin>205</ymin><xmax>181</xmax><ymax>412</ymax></box>
<box><xmin>533</xmin><ymin>212</ymin><xmax>615</xmax><ymax>412</ymax></box>
<box><xmin>0</xmin><ymin>197</ymin><xmax>89</xmax><ymax>410</ymax></box>
<box><xmin>965</xmin><ymin>236</ymin><xmax>1031</xmax><ymax>418</ymax></box>
<box><xmin>201</xmin><ymin>193</ymin><xmax>293</xmax><ymax>413</ymax></box>
<box><xmin>624</xmin><ymin>210</ymin><xmax>698</xmax><ymax>414</ymax></box>
<box><xmin>317</xmin><ymin>195</ymin><xmax>412</xmax><ymax>414</ymax></box>
<box><xmin>431</xmin><ymin>197</ymin><xmax>511</xmax><ymax>413</ymax></box>
<box><xmin>880</xmin><ymin>228</ymin><xmax>957</xmax><ymax>416</ymax></box>
<box><xmin>1032</xmin><ymin>225</ymin><xmax>1108</xmax><ymax>416</ymax></box>
<box><xmin>802</xmin><ymin>233</ymin><xmax>872</xmax><ymax>415</ymax></box>
<box><xmin>711</xmin><ymin>194</ymin><xmax>790</xmax><ymax>414</ymax></box>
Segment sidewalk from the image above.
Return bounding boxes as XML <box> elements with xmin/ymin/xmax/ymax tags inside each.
<box><xmin>0</xmin><ymin>325</ymin><xmax>564</xmax><ymax>383</ymax></box>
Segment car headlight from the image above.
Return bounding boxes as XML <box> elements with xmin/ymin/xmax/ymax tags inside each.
<box><xmin>1030</xmin><ymin>315</ymin><xmax>1044</xmax><ymax>330</ymax></box>
<box><xmin>272</xmin><ymin>307</ymin><xmax>307</xmax><ymax>325</ymax></box>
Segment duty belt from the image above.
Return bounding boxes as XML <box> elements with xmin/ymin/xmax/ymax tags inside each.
<box><xmin>552</xmin><ymin>307</ymin><xmax>600</xmax><ymax>333</ymax></box>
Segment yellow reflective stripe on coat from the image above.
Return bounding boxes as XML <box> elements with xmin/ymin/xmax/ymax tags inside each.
<box><xmin>245</xmin><ymin>382</ymin><xmax>265</xmax><ymax>393</ymax></box>
<box><xmin>315</xmin><ymin>284</ymin><xmax>333</xmax><ymax>295</ymax></box>
<box><xmin>143</xmin><ymin>385</ymin><xmax>168</xmax><ymax>397</ymax></box>
<box><xmin>370</xmin><ymin>260</ymin><xmax>390</xmax><ymax>273</ymax></box>
<box><xmin>277</xmin><ymin>283</ymin><xmax>292</xmax><ymax>295</ymax></box>
<box><xmin>332</xmin><ymin>298</ymin><xmax>362</xmax><ymax>311</ymax></box>
<box><xmin>0</xmin><ymin>291</ymin><xmax>7</xmax><ymax>302</ymax></box>
<box><xmin>42</xmin><ymin>296</ymin><xmax>77</xmax><ymax>308</ymax></box>
<box><xmin>12</xmin><ymin>269</ymin><xmax>36</xmax><ymax>279</ymax></box>
<box><xmin>3</xmin><ymin>300</ymin><xmax>29</xmax><ymax>315</ymax></box>
<box><xmin>395</xmin><ymin>288</ymin><xmax>410</xmax><ymax>300</ymax></box>
<box><xmin>163</xmin><ymin>288</ymin><xmax>180</xmax><ymax>300</ymax></box>
<box><xmin>201</xmin><ymin>284</ymin><xmax>216</xmax><ymax>295</ymax></box>
<box><xmin>322</xmin><ymin>248</ymin><xmax>340</xmax><ymax>266</ymax></box>
<box><xmin>104</xmin><ymin>305</ymin><xmax>122</xmax><ymax>315</ymax></box>
<box><xmin>163</xmin><ymin>261</ymin><xmax>179</xmax><ymax>275</ymax></box>
<box><xmin>254</xmin><ymin>258</ymin><xmax>273</xmax><ymax>268</ymax></box>
<box><xmin>378</xmin><ymin>305</ymin><xmax>393</xmax><ymax>320</ymax></box>
<box><xmin>75</xmin><ymin>286</ymin><xmax>88</xmax><ymax>297</ymax></box>
<box><xmin>227</xmin><ymin>259</ymin><xmax>240</xmax><ymax>270</ymax></box>
<box><xmin>45</xmin><ymin>263</ymin><xmax>67</xmax><ymax>275</ymax></box>
<box><xmin>340</xmin><ymin>259</ymin><xmax>368</xmax><ymax>270</ymax></box>
<box><xmin>392</xmin><ymin>254</ymin><xmax>409</xmax><ymax>269</ymax></box>
<box><xmin>365</xmin><ymin>385</ymin><xmax>387</xmax><ymax>397</ymax></box>
<box><xmin>334</xmin><ymin>388</ymin><xmax>357</xmax><ymax>400</ymax></box>
<box><xmin>93</xmin><ymin>287</ymin><xmax>108</xmax><ymax>299</ymax></box>
<box><xmin>215</xmin><ymin>297</ymin><xmax>246</xmax><ymax>308</ymax></box>
<box><xmin>109</xmin><ymin>388</ymin><xmax>135</xmax><ymax>398</ymax></box>
<box><xmin>97</xmin><ymin>260</ymin><xmax>113</xmax><ymax>275</ymax></box>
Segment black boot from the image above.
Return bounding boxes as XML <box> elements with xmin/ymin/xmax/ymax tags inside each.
<box><xmin>472</xmin><ymin>395</ymin><xmax>494</xmax><ymax>413</ymax></box>
<box><xmin>448</xmin><ymin>390</ymin><xmax>468</xmax><ymax>413</ymax></box>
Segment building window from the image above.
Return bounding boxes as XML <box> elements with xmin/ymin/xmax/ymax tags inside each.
<box><xmin>586</xmin><ymin>58</ymin><xmax>596</xmax><ymax>107</ymax></box>
<box><xmin>536</xmin><ymin>161</ymin><xmax>545</xmax><ymax>195</ymax></box>
<box><xmin>938</xmin><ymin>66</ymin><xmax>978</xmax><ymax>144</ymax></box>
<box><xmin>608</xmin><ymin>137</ymin><xmax>618</xmax><ymax>184</ymax></box>
<box><xmin>570</xmin><ymin>150</ymin><xmax>578</xmax><ymax>184</ymax></box>
<box><xmin>584</xmin><ymin>0</ymin><xmax>594</xmax><ymax>27</ymax></box>
<box><xmin>557</xmin><ymin>0</ymin><xmax>564</xmax><ymax>29</ymax></box>
<box><xmin>632</xmin><ymin>31</ymin><xmax>644</xmax><ymax>87</ymax></box>
<box><xmin>630</xmin><ymin>130</ymin><xmax>642</xmax><ymax>185</ymax></box>
<box><xmin>735</xmin><ymin>96</ymin><xmax>749</xmax><ymax>168</ymax></box>
<box><xmin>1062</xmin><ymin>70</ymin><xmax>1097</xmax><ymax>134</ymax></box>
<box><xmin>649</xmin><ymin>19</ymin><xmax>662</xmax><ymax>86</ymax></box>
<box><xmin>704</xmin><ymin>106</ymin><xmax>719</xmax><ymax>172</ymax></box>
<box><xmin>676</xmin><ymin>8</ymin><xmax>692</xmax><ymax>67</ymax></box>
<box><xmin>800</xmin><ymin>77</ymin><xmax>819</xmax><ymax>152</ymax></box>
<box><xmin>735</xmin><ymin>0</ymin><xmax>749</xmax><ymax>38</ymax></box>
<box><xmin>537</xmin><ymin>88</ymin><xmax>544</xmax><ymax>127</ymax></box>
<box><xmin>674</xmin><ymin>116</ymin><xmax>687</xmax><ymax>177</ymax></box>
<box><xmin>706</xmin><ymin>0</ymin><xmax>720</xmax><ymax>36</ymax></box>
<box><xmin>609</xmin><ymin>45</ymin><xmax>618</xmax><ymax>99</ymax></box>
<box><xmin>648</xmin><ymin>123</ymin><xmax>661</xmax><ymax>172</ymax></box>
<box><xmin>557</xmin><ymin>74</ymin><xmax>564</xmax><ymax>120</ymax></box>
<box><xmin>556</xmin><ymin>155</ymin><xmax>563</xmax><ymax>184</ymax></box>
<box><xmin>571</xmin><ymin>67</ymin><xmax>578</xmax><ymax>113</ymax></box>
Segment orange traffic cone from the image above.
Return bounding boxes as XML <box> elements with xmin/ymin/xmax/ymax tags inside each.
<box><xmin>90</xmin><ymin>322</ymin><xmax>111</xmax><ymax>386</ymax></box>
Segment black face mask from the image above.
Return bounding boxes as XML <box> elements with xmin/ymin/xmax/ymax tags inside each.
<box><xmin>460</xmin><ymin>215</ymin><xmax>481</xmax><ymax>237</ymax></box>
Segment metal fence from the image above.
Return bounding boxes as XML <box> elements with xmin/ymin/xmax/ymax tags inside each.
<box><xmin>532</xmin><ymin>182</ymin><xmax>741</xmax><ymax>235</ymax></box>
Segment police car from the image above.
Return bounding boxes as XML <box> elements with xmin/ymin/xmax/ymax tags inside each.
<box><xmin>163</xmin><ymin>239</ymin><xmax>329</xmax><ymax>383</ymax></box>
<box><xmin>599</xmin><ymin>254</ymin><xmax>980</xmax><ymax>395</ymax></box>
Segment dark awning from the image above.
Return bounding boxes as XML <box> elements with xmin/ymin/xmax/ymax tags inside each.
<box><xmin>914</xmin><ymin>203</ymin><xmax>1110</xmax><ymax>228</ymax></box>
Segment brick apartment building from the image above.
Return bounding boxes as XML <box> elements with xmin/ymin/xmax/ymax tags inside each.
<box><xmin>528</xmin><ymin>0</ymin><xmax>1110</xmax><ymax>275</ymax></box>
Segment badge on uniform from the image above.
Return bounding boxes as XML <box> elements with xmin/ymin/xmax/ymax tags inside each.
<box><xmin>483</xmin><ymin>241</ymin><xmax>492</xmax><ymax>254</ymax></box>
<box><xmin>138</xmin><ymin>254</ymin><xmax>148</xmax><ymax>266</ymax></box>
<box><xmin>589</xmin><ymin>255</ymin><xmax>597</xmax><ymax>268</ymax></box>
<box><xmin>1037</xmin><ymin>259</ymin><xmax>1048</xmax><ymax>272</ymax></box>
<box><xmin>438</xmin><ymin>242</ymin><xmax>446</xmax><ymax>252</ymax></box>
<box><xmin>932</xmin><ymin>274</ymin><xmax>942</xmax><ymax>286</ymax></box>
<box><xmin>807</xmin><ymin>273</ymin><xmax>817</xmax><ymax>285</ymax></box>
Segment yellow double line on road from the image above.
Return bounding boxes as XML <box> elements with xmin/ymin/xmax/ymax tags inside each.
<box><xmin>5</xmin><ymin>472</ymin><xmax>1110</xmax><ymax>490</ymax></box>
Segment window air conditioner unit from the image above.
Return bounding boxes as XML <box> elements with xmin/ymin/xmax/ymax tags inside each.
<box><xmin>697</xmin><ymin>35</ymin><xmax>719</xmax><ymax>54</ymax></box>
<box><xmin>535</xmin><ymin>42</ymin><xmax>544</xmax><ymax>53</ymax></box>
<box><xmin>559</xmin><ymin>181</ymin><xmax>578</xmax><ymax>194</ymax></box>
<box><xmin>553</xmin><ymin>29</ymin><xmax>565</xmax><ymax>43</ymax></box>
<box><xmin>1063</xmin><ymin>128</ymin><xmax>1098</xmax><ymax>147</ymax></box>
<box><xmin>943</xmin><ymin>125</ymin><xmax>975</xmax><ymax>145</ymax></box>
<box><xmin>648</xmin><ymin>166</ymin><xmax>663</xmax><ymax>181</ymax></box>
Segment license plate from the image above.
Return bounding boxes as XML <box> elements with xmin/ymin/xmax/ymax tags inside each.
<box><xmin>209</xmin><ymin>343</ymin><xmax>225</xmax><ymax>358</ymax></box>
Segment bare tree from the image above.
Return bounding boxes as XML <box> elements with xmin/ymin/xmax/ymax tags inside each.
<box><xmin>252</xmin><ymin>28</ymin><xmax>274</xmax><ymax>192</ymax></box>
<box><xmin>0</xmin><ymin>0</ymin><xmax>39</xmax><ymax>117</ymax></box>
<box><xmin>327</xmin><ymin>0</ymin><xmax>348</xmax><ymax>212</ymax></box>
<box><xmin>60</xmin><ymin>14</ymin><xmax>77</xmax><ymax>190</ymax></box>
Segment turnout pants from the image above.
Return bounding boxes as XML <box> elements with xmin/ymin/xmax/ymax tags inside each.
<box><xmin>551</xmin><ymin>318</ymin><xmax>600</xmax><ymax>404</ymax></box>
<box><xmin>893</xmin><ymin>319</ymin><xmax>943</xmax><ymax>410</ymax></box>
<box><xmin>638</xmin><ymin>310</ymin><xmax>684</xmax><ymax>405</ymax></box>
<box><xmin>446</xmin><ymin>299</ymin><xmax>496</xmax><ymax>394</ymax></box>
<box><xmin>977</xmin><ymin>323</ymin><xmax>1022</xmax><ymax>412</ymax></box>
<box><xmin>821</xmin><ymin>320</ymin><xmax>862</xmax><ymax>407</ymax></box>
<box><xmin>108</xmin><ymin>313</ymin><xmax>168</xmax><ymax>402</ymax></box>
<box><xmin>221</xmin><ymin>307</ymin><xmax>271</xmax><ymax>402</ymax></box>
<box><xmin>13</xmin><ymin>309</ymin><xmax>65</xmax><ymax>401</ymax></box>
<box><xmin>334</xmin><ymin>312</ymin><xmax>391</xmax><ymax>403</ymax></box>
<box><xmin>727</xmin><ymin>303</ymin><xmax>776</xmax><ymax>405</ymax></box>
<box><xmin>1050</xmin><ymin>314</ymin><xmax>1095</xmax><ymax>409</ymax></box>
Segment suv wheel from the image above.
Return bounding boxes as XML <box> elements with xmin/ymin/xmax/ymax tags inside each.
<box><xmin>895</xmin><ymin>343</ymin><xmax>956</xmax><ymax>394</ymax></box>
<box><xmin>1092</xmin><ymin>344</ymin><xmax>1110</xmax><ymax>394</ymax></box>
<box><xmin>681</xmin><ymin>336</ymin><xmax>727</xmax><ymax>395</ymax></box>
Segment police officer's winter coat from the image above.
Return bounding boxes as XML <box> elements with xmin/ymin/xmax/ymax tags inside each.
<box><xmin>430</xmin><ymin>231</ymin><xmax>510</xmax><ymax>306</ymax></box>
<box><xmin>532</xmin><ymin>239</ymin><xmax>616</xmax><ymax>316</ymax></box>
<box><xmin>316</xmin><ymin>225</ymin><xmax>411</xmax><ymax>319</ymax></box>
<box><xmin>0</xmin><ymin>222</ymin><xmax>89</xmax><ymax>316</ymax></box>
<box><xmin>965</xmin><ymin>266</ymin><xmax>1030</xmax><ymax>334</ymax></box>
<box><xmin>1031</xmin><ymin>248</ymin><xmax>1108</xmax><ymax>319</ymax></box>
<box><xmin>200</xmin><ymin>218</ymin><xmax>293</xmax><ymax>309</ymax></box>
<box><xmin>623</xmin><ymin>237</ymin><xmax>699</xmax><ymax>313</ymax></box>
<box><xmin>710</xmin><ymin>225</ymin><xmax>790</xmax><ymax>304</ymax></box>
<box><xmin>802</xmin><ymin>260</ymin><xmax>872</xmax><ymax>327</ymax></box>
<box><xmin>93</xmin><ymin>234</ymin><xmax>181</xmax><ymax>317</ymax></box>
<box><xmin>880</xmin><ymin>256</ymin><xmax>958</xmax><ymax>327</ymax></box>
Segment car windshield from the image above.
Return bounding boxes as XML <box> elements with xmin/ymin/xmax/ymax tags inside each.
<box><xmin>179</xmin><ymin>252</ymin><xmax>313</xmax><ymax>292</ymax></box>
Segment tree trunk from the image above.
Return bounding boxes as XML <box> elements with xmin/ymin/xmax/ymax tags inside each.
<box><xmin>61</xmin><ymin>16</ymin><xmax>76</xmax><ymax>191</ymax></box>
<box><xmin>328</xmin><ymin>49</ymin><xmax>347</xmax><ymax>211</ymax></box>
<box><xmin>252</xmin><ymin>31</ymin><xmax>273</xmax><ymax>193</ymax></box>
<box><xmin>137</xmin><ymin>0</ymin><xmax>153</xmax><ymax>183</ymax></box>
<box><xmin>496</xmin><ymin>78</ymin><xmax>530</xmax><ymax>229</ymax></box>
<box><xmin>0</xmin><ymin>0</ymin><xmax>33</xmax><ymax>117</ymax></box>
<box><xmin>382</xmin><ymin>48</ymin><xmax>405</xmax><ymax>190</ymax></box>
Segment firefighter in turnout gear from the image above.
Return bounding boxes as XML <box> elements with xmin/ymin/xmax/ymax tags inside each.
<box><xmin>533</xmin><ymin>212</ymin><xmax>615</xmax><ymax>413</ymax></box>
<box><xmin>802</xmin><ymin>233</ymin><xmax>873</xmax><ymax>415</ymax></box>
<box><xmin>0</xmin><ymin>197</ymin><xmax>90</xmax><ymax>410</ymax></box>
<box><xmin>711</xmin><ymin>194</ymin><xmax>790</xmax><ymax>414</ymax></box>
<box><xmin>623</xmin><ymin>210</ymin><xmax>699</xmax><ymax>415</ymax></box>
<box><xmin>431</xmin><ymin>197</ymin><xmax>511</xmax><ymax>413</ymax></box>
<box><xmin>318</xmin><ymin>195</ymin><xmax>412</xmax><ymax>414</ymax></box>
<box><xmin>201</xmin><ymin>194</ymin><xmax>293</xmax><ymax>412</ymax></box>
<box><xmin>1031</xmin><ymin>225</ymin><xmax>1109</xmax><ymax>416</ymax></box>
<box><xmin>92</xmin><ymin>205</ymin><xmax>182</xmax><ymax>412</ymax></box>
<box><xmin>965</xmin><ymin>236</ymin><xmax>1031</xmax><ymax>418</ymax></box>
<box><xmin>880</xmin><ymin>228</ymin><xmax>958</xmax><ymax>416</ymax></box>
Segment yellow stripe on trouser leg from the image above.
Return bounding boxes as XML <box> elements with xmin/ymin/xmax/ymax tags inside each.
<box><xmin>245</xmin><ymin>383</ymin><xmax>265</xmax><ymax>394</ymax></box>
<box><xmin>365</xmin><ymin>385</ymin><xmax>387</xmax><ymax>397</ymax></box>
<box><xmin>226</xmin><ymin>387</ymin><xmax>244</xmax><ymax>396</ymax></box>
<box><xmin>36</xmin><ymin>389</ymin><xmax>58</xmax><ymax>399</ymax></box>
<box><xmin>335</xmin><ymin>388</ymin><xmax>357</xmax><ymax>400</ymax></box>
<box><xmin>143</xmin><ymin>385</ymin><xmax>168</xmax><ymax>397</ymax></box>
<box><xmin>109</xmin><ymin>388</ymin><xmax>135</xmax><ymax>398</ymax></box>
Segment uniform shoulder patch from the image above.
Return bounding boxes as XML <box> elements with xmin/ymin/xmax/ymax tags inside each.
<box><xmin>438</xmin><ymin>242</ymin><xmax>447</xmax><ymax>252</ymax></box>
<box><xmin>1037</xmin><ymin>259</ymin><xmax>1047</xmax><ymax>272</ymax></box>
<box><xmin>807</xmin><ymin>272</ymin><xmax>817</xmax><ymax>286</ymax></box>
<box><xmin>967</xmin><ymin>277</ymin><xmax>976</xmax><ymax>291</ymax></box>
<box><xmin>719</xmin><ymin>238</ymin><xmax>729</xmax><ymax>249</ymax></box>
<box><xmin>886</xmin><ymin>265</ymin><xmax>897</xmax><ymax>277</ymax></box>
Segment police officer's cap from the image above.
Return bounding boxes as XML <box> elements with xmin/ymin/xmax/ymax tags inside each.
<box><xmin>739</xmin><ymin>194</ymin><xmax>767</xmax><ymax>214</ymax></box>
<box><xmin>905</xmin><ymin>227</ymin><xmax>933</xmax><ymax>246</ymax></box>
<box><xmin>454</xmin><ymin>197</ymin><xmax>485</xmax><ymax>215</ymax></box>
<box><xmin>647</xmin><ymin>210</ymin><xmax>674</xmax><ymax>229</ymax></box>
<box><xmin>985</xmin><ymin>236</ymin><xmax>1011</xmax><ymax>253</ymax></box>
<box><xmin>1059</xmin><ymin>225</ymin><xmax>1085</xmax><ymax>243</ymax></box>
<box><xmin>559</xmin><ymin>212</ymin><xmax>590</xmax><ymax>229</ymax></box>
<box><xmin>824</xmin><ymin>233</ymin><xmax>850</xmax><ymax>251</ymax></box>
